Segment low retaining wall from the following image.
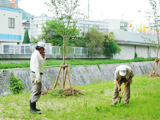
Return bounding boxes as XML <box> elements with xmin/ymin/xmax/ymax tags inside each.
<box><xmin>0</xmin><ymin>61</ymin><xmax>156</xmax><ymax>96</ymax></box>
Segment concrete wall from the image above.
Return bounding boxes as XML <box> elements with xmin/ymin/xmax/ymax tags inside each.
<box><xmin>0</xmin><ymin>7</ymin><xmax>22</xmax><ymax>43</ymax></box>
<box><xmin>0</xmin><ymin>61</ymin><xmax>155</xmax><ymax>96</ymax></box>
<box><xmin>110</xmin><ymin>29</ymin><xmax>158</xmax><ymax>43</ymax></box>
<box><xmin>136</xmin><ymin>46</ymin><xmax>148</xmax><ymax>58</ymax></box>
<box><xmin>113</xmin><ymin>45</ymin><xmax>135</xmax><ymax>59</ymax></box>
<box><xmin>150</xmin><ymin>47</ymin><xmax>160</xmax><ymax>58</ymax></box>
<box><xmin>113</xmin><ymin>44</ymin><xmax>160</xmax><ymax>59</ymax></box>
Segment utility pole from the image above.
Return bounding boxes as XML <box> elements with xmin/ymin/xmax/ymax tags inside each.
<box><xmin>88</xmin><ymin>0</ymin><xmax>89</xmax><ymax>21</ymax></box>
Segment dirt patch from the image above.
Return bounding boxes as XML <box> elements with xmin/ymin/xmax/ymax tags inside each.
<box><xmin>41</xmin><ymin>88</ymin><xmax>52</xmax><ymax>95</ymax></box>
<box><xmin>41</xmin><ymin>87</ymin><xmax>83</xmax><ymax>96</ymax></box>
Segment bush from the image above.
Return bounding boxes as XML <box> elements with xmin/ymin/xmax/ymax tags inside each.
<box><xmin>9</xmin><ymin>72</ymin><xmax>24</xmax><ymax>94</ymax></box>
<box><xmin>134</xmin><ymin>52</ymin><xmax>138</xmax><ymax>59</ymax></box>
<box><xmin>85</xmin><ymin>28</ymin><xmax>104</xmax><ymax>56</ymax></box>
<box><xmin>103</xmin><ymin>33</ymin><xmax>121</xmax><ymax>56</ymax></box>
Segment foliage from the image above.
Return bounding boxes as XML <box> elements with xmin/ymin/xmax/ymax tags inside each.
<box><xmin>103</xmin><ymin>33</ymin><xmax>121</xmax><ymax>56</ymax></box>
<box><xmin>68</xmin><ymin>36</ymin><xmax>88</xmax><ymax>47</ymax></box>
<box><xmin>22</xmin><ymin>29</ymin><xmax>30</xmax><ymax>44</ymax></box>
<box><xmin>9</xmin><ymin>72</ymin><xmax>24</xmax><ymax>94</ymax></box>
<box><xmin>42</xmin><ymin>19</ymin><xmax>88</xmax><ymax>48</ymax></box>
<box><xmin>45</xmin><ymin>0</ymin><xmax>84</xmax><ymax>64</ymax></box>
<box><xmin>30</xmin><ymin>36</ymin><xmax>41</xmax><ymax>43</ymax></box>
<box><xmin>0</xmin><ymin>58</ymin><xmax>156</xmax><ymax>69</ymax></box>
<box><xmin>85</xmin><ymin>28</ymin><xmax>104</xmax><ymax>56</ymax></box>
<box><xmin>41</xmin><ymin>20</ymin><xmax>63</xmax><ymax>46</ymax></box>
<box><xmin>1</xmin><ymin>76</ymin><xmax>160</xmax><ymax>119</ymax></box>
<box><xmin>49</xmin><ymin>89</ymin><xmax>64</xmax><ymax>96</ymax></box>
<box><xmin>145</xmin><ymin>0</ymin><xmax>160</xmax><ymax>58</ymax></box>
<box><xmin>134</xmin><ymin>52</ymin><xmax>138</xmax><ymax>59</ymax></box>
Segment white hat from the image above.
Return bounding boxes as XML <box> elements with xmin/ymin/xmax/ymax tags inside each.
<box><xmin>119</xmin><ymin>66</ymin><xmax>127</xmax><ymax>76</ymax></box>
<box><xmin>37</xmin><ymin>42</ymin><xmax>46</xmax><ymax>49</ymax></box>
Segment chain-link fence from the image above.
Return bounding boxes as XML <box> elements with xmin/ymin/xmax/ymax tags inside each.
<box><xmin>0</xmin><ymin>44</ymin><xmax>88</xmax><ymax>55</ymax></box>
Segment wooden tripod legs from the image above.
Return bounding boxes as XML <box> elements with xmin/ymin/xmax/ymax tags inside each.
<box><xmin>53</xmin><ymin>63</ymin><xmax>72</xmax><ymax>89</ymax></box>
<box><xmin>148</xmin><ymin>59</ymin><xmax>160</xmax><ymax>77</ymax></box>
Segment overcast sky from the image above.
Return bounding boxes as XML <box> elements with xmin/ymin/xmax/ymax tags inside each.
<box><xmin>18</xmin><ymin>0</ymin><xmax>160</xmax><ymax>25</ymax></box>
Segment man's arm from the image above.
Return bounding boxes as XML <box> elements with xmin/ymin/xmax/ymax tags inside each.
<box><xmin>115</xmin><ymin>79</ymin><xmax>121</xmax><ymax>92</ymax></box>
<box><xmin>125</xmin><ymin>77</ymin><xmax>132</xmax><ymax>87</ymax></box>
<box><xmin>125</xmin><ymin>69</ymin><xmax>134</xmax><ymax>87</ymax></box>
<box><xmin>34</xmin><ymin>55</ymin><xmax>41</xmax><ymax>83</ymax></box>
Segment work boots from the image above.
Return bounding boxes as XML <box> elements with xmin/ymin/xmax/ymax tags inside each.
<box><xmin>30</xmin><ymin>101</ymin><xmax>41</xmax><ymax>114</ymax></box>
<box><xmin>35</xmin><ymin>102</ymin><xmax>41</xmax><ymax>111</ymax></box>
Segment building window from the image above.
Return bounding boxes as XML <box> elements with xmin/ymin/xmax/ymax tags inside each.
<box><xmin>9</xmin><ymin>18</ymin><xmax>15</xmax><ymax>28</ymax></box>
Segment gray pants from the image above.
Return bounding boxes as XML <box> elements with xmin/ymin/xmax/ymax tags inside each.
<box><xmin>30</xmin><ymin>73</ymin><xmax>42</xmax><ymax>103</ymax></box>
<box><xmin>112</xmin><ymin>80</ymin><xmax>130</xmax><ymax>104</ymax></box>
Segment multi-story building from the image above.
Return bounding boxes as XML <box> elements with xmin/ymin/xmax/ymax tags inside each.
<box><xmin>0</xmin><ymin>0</ymin><xmax>22</xmax><ymax>44</ymax></box>
<box><xmin>30</xmin><ymin>15</ymin><xmax>109</xmax><ymax>40</ymax></box>
<box><xmin>102</xmin><ymin>19</ymin><xmax>129</xmax><ymax>32</ymax></box>
<box><xmin>30</xmin><ymin>14</ymin><xmax>53</xmax><ymax>39</ymax></box>
<box><xmin>75</xmin><ymin>20</ymin><xmax>109</xmax><ymax>35</ymax></box>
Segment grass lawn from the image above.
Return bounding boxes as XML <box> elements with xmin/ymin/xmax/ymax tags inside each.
<box><xmin>0</xmin><ymin>75</ymin><xmax>160</xmax><ymax>120</ymax></box>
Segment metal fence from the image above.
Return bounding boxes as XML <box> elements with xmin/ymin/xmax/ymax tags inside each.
<box><xmin>0</xmin><ymin>44</ymin><xmax>88</xmax><ymax>55</ymax></box>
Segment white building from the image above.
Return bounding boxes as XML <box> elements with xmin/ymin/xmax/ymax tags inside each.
<box><xmin>75</xmin><ymin>20</ymin><xmax>109</xmax><ymax>35</ymax></box>
<box><xmin>0</xmin><ymin>6</ymin><xmax>22</xmax><ymax>44</ymax></box>
<box><xmin>102</xmin><ymin>19</ymin><xmax>129</xmax><ymax>32</ymax></box>
<box><xmin>30</xmin><ymin>15</ymin><xmax>53</xmax><ymax>39</ymax></box>
<box><xmin>30</xmin><ymin>15</ymin><xmax>109</xmax><ymax>40</ymax></box>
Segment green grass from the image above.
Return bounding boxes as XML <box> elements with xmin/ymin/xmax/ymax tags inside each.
<box><xmin>0</xmin><ymin>57</ymin><xmax>156</xmax><ymax>69</ymax></box>
<box><xmin>0</xmin><ymin>75</ymin><xmax>160</xmax><ymax>119</ymax></box>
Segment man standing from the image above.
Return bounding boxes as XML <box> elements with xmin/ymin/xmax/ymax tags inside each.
<box><xmin>30</xmin><ymin>42</ymin><xmax>46</xmax><ymax>114</ymax></box>
<box><xmin>112</xmin><ymin>65</ymin><xmax>134</xmax><ymax>105</ymax></box>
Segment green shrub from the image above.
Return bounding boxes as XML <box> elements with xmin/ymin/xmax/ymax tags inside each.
<box><xmin>49</xmin><ymin>89</ymin><xmax>64</xmax><ymax>96</ymax></box>
<box><xmin>134</xmin><ymin>52</ymin><xmax>138</xmax><ymax>59</ymax></box>
<box><xmin>103</xmin><ymin>33</ymin><xmax>121</xmax><ymax>56</ymax></box>
<box><xmin>9</xmin><ymin>72</ymin><xmax>24</xmax><ymax>94</ymax></box>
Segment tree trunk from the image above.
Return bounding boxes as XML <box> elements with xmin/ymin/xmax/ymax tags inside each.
<box><xmin>156</xmin><ymin>29</ymin><xmax>159</xmax><ymax>59</ymax></box>
<box><xmin>63</xmin><ymin>37</ymin><xmax>65</xmax><ymax>65</ymax></box>
<box><xmin>62</xmin><ymin>37</ymin><xmax>65</xmax><ymax>88</ymax></box>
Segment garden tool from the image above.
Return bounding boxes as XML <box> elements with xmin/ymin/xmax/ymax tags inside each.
<box><xmin>118</xmin><ymin>85</ymin><xmax>126</xmax><ymax>104</ymax></box>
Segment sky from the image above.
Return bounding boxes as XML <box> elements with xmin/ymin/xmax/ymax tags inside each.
<box><xmin>18</xmin><ymin>0</ymin><xmax>159</xmax><ymax>25</ymax></box>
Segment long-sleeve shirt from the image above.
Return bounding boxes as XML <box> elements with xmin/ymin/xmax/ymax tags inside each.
<box><xmin>30</xmin><ymin>50</ymin><xmax>45</xmax><ymax>83</ymax></box>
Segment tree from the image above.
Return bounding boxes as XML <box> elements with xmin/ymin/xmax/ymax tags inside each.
<box><xmin>45</xmin><ymin>0</ymin><xmax>84</xmax><ymax>88</ymax></box>
<box><xmin>146</xmin><ymin>0</ymin><xmax>160</xmax><ymax>59</ymax></box>
<box><xmin>30</xmin><ymin>36</ymin><xmax>41</xmax><ymax>44</ymax></box>
<box><xmin>103</xmin><ymin>33</ymin><xmax>121</xmax><ymax>56</ymax></box>
<box><xmin>145</xmin><ymin>0</ymin><xmax>160</xmax><ymax>77</ymax></box>
<box><xmin>23</xmin><ymin>29</ymin><xmax>30</xmax><ymax>44</ymax></box>
<box><xmin>41</xmin><ymin>20</ymin><xmax>80</xmax><ymax>46</ymax></box>
<box><xmin>45</xmin><ymin>0</ymin><xmax>84</xmax><ymax>65</ymax></box>
<box><xmin>68</xmin><ymin>36</ymin><xmax>88</xmax><ymax>47</ymax></box>
<box><xmin>41</xmin><ymin>20</ymin><xmax>63</xmax><ymax>46</ymax></box>
<box><xmin>85</xmin><ymin>28</ymin><xmax>104</xmax><ymax>56</ymax></box>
